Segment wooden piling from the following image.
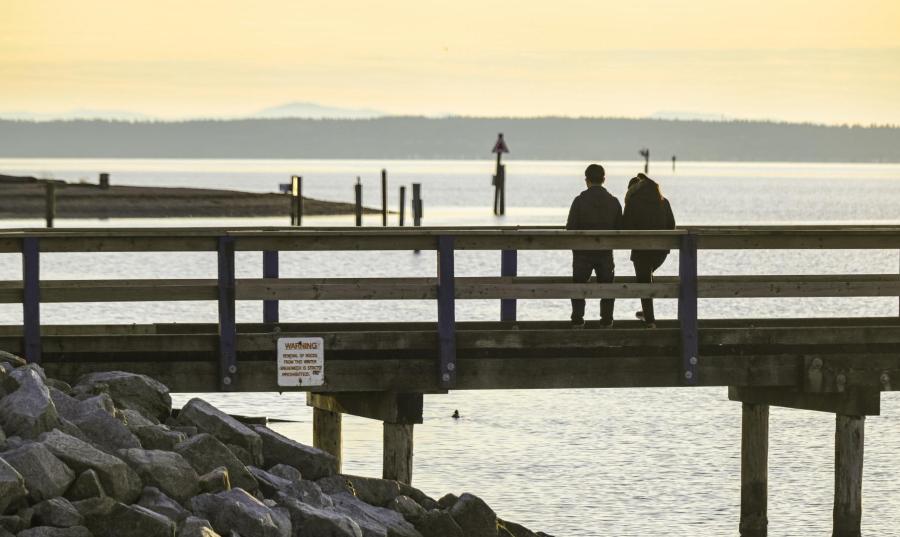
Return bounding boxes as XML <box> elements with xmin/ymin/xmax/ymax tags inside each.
<box><xmin>740</xmin><ymin>403</ymin><xmax>768</xmax><ymax>537</ymax></box>
<box><xmin>383</xmin><ymin>423</ymin><xmax>414</xmax><ymax>484</ymax></box>
<box><xmin>412</xmin><ymin>183</ymin><xmax>422</xmax><ymax>227</ymax></box>
<box><xmin>44</xmin><ymin>183</ymin><xmax>56</xmax><ymax>228</ymax></box>
<box><xmin>291</xmin><ymin>176</ymin><xmax>302</xmax><ymax>227</ymax></box>
<box><xmin>399</xmin><ymin>186</ymin><xmax>406</xmax><ymax>226</ymax></box>
<box><xmin>313</xmin><ymin>408</ymin><xmax>343</xmax><ymax>473</ymax></box>
<box><xmin>833</xmin><ymin>414</ymin><xmax>864</xmax><ymax>537</ymax></box>
<box><xmin>381</xmin><ymin>169</ymin><xmax>388</xmax><ymax>227</ymax></box>
<box><xmin>99</xmin><ymin>173</ymin><xmax>110</xmax><ymax>189</ymax></box>
<box><xmin>354</xmin><ymin>177</ymin><xmax>362</xmax><ymax>227</ymax></box>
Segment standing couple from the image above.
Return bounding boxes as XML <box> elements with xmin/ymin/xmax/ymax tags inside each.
<box><xmin>566</xmin><ymin>163</ymin><xmax>675</xmax><ymax>329</ymax></box>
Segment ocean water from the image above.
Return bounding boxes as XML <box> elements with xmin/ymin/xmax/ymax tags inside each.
<box><xmin>1</xmin><ymin>158</ymin><xmax>899</xmax><ymax>536</ymax></box>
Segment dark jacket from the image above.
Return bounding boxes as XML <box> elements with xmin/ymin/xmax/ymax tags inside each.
<box><xmin>566</xmin><ymin>185</ymin><xmax>623</xmax><ymax>257</ymax></box>
<box><xmin>622</xmin><ymin>178</ymin><xmax>676</xmax><ymax>264</ymax></box>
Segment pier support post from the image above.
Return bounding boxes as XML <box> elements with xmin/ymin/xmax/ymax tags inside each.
<box><xmin>44</xmin><ymin>183</ymin><xmax>56</xmax><ymax>228</ymax></box>
<box><xmin>678</xmin><ymin>233</ymin><xmax>699</xmax><ymax>385</ymax></box>
<box><xmin>383</xmin><ymin>423</ymin><xmax>414</xmax><ymax>484</ymax></box>
<box><xmin>313</xmin><ymin>408</ymin><xmax>342</xmax><ymax>473</ymax></box>
<box><xmin>833</xmin><ymin>414</ymin><xmax>864</xmax><ymax>537</ymax></box>
<box><xmin>500</xmin><ymin>249</ymin><xmax>517</xmax><ymax>322</ymax></box>
<box><xmin>354</xmin><ymin>177</ymin><xmax>363</xmax><ymax>227</ymax></box>
<box><xmin>740</xmin><ymin>403</ymin><xmax>768</xmax><ymax>537</ymax></box>
<box><xmin>399</xmin><ymin>186</ymin><xmax>406</xmax><ymax>226</ymax></box>
<box><xmin>262</xmin><ymin>250</ymin><xmax>279</xmax><ymax>324</ymax></box>
<box><xmin>217</xmin><ymin>236</ymin><xmax>237</xmax><ymax>391</ymax></box>
<box><xmin>381</xmin><ymin>169</ymin><xmax>388</xmax><ymax>227</ymax></box>
<box><xmin>21</xmin><ymin>238</ymin><xmax>41</xmax><ymax>363</ymax></box>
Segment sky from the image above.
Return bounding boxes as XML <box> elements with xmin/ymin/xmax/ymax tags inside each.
<box><xmin>2</xmin><ymin>0</ymin><xmax>899</xmax><ymax>124</ymax></box>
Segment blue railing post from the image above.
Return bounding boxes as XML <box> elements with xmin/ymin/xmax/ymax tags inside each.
<box><xmin>437</xmin><ymin>236</ymin><xmax>457</xmax><ymax>389</ymax></box>
<box><xmin>678</xmin><ymin>233</ymin><xmax>699</xmax><ymax>385</ymax></box>
<box><xmin>21</xmin><ymin>237</ymin><xmax>41</xmax><ymax>363</ymax></box>
<box><xmin>218</xmin><ymin>236</ymin><xmax>237</xmax><ymax>391</ymax></box>
<box><xmin>263</xmin><ymin>250</ymin><xmax>279</xmax><ymax>324</ymax></box>
<box><xmin>500</xmin><ymin>249</ymin><xmax>518</xmax><ymax>322</ymax></box>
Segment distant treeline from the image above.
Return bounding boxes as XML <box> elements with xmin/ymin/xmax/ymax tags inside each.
<box><xmin>1</xmin><ymin>117</ymin><xmax>899</xmax><ymax>162</ymax></box>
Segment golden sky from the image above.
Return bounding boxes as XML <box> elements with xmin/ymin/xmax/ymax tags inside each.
<box><xmin>2</xmin><ymin>0</ymin><xmax>899</xmax><ymax>123</ymax></box>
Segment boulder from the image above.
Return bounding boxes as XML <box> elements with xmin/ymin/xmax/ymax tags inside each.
<box><xmin>137</xmin><ymin>487</ymin><xmax>190</xmax><ymax>525</ymax></box>
<box><xmin>49</xmin><ymin>390</ymin><xmax>114</xmax><ymax>424</ymax></box>
<box><xmin>225</xmin><ymin>444</ymin><xmax>255</xmax><ymax>466</ymax></box>
<box><xmin>437</xmin><ymin>493</ymin><xmax>458</xmax><ymax>510</ymax></box>
<box><xmin>16</xmin><ymin>506</ymin><xmax>33</xmax><ymax>528</ymax></box>
<box><xmin>17</xmin><ymin>527</ymin><xmax>92</xmax><ymax>537</ymax></box>
<box><xmin>177</xmin><ymin>400</ymin><xmax>261</xmax><ymax>465</ymax></box>
<box><xmin>174</xmin><ymin>434</ymin><xmax>257</xmax><ymax>493</ymax></box>
<box><xmin>251</xmin><ymin>425</ymin><xmax>336</xmax><ymax>480</ymax></box>
<box><xmin>412</xmin><ymin>511</ymin><xmax>464</xmax><ymax>537</ymax></box>
<box><xmin>8</xmin><ymin>363</ymin><xmax>47</xmax><ymax>384</ymax></box>
<box><xmin>247</xmin><ymin>466</ymin><xmax>292</xmax><ymax>499</ymax></box>
<box><xmin>198</xmin><ymin>467</ymin><xmax>231</xmax><ymax>494</ymax></box>
<box><xmin>170</xmin><ymin>425</ymin><xmax>198</xmax><ymax>437</ymax></box>
<box><xmin>0</xmin><ymin>426</ymin><xmax>5</xmax><ymax>451</ymax></box>
<box><xmin>64</xmin><ymin>470</ymin><xmax>104</xmax><ymax>501</ymax></box>
<box><xmin>0</xmin><ymin>351</ymin><xmax>26</xmax><ymax>369</ymax></box>
<box><xmin>0</xmin><ymin>514</ymin><xmax>25</xmax><ymax>533</ymax></box>
<box><xmin>253</xmin><ymin>467</ymin><xmax>332</xmax><ymax>508</ymax></box>
<box><xmin>118</xmin><ymin>409</ymin><xmax>156</xmax><ymax>430</ymax></box>
<box><xmin>2</xmin><ymin>442</ymin><xmax>75</xmax><ymax>501</ymax></box>
<box><xmin>134</xmin><ymin>425</ymin><xmax>186</xmax><ymax>451</ymax></box>
<box><xmin>32</xmin><ymin>497</ymin><xmax>84</xmax><ymax>528</ymax></box>
<box><xmin>44</xmin><ymin>378</ymin><xmax>72</xmax><ymax>394</ymax></box>
<box><xmin>81</xmin><ymin>500</ymin><xmax>175</xmax><ymax>537</ymax></box>
<box><xmin>0</xmin><ymin>369</ymin><xmax>58</xmax><ymax>439</ymax></box>
<box><xmin>55</xmin><ymin>419</ymin><xmax>91</xmax><ymax>444</ymax></box>
<box><xmin>330</xmin><ymin>492</ymin><xmax>421</xmax><ymax>537</ymax></box>
<box><xmin>73</xmin><ymin>372</ymin><xmax>171</xmax><ymax>422</ymax></box>
<box><xmin>73</xmin><ymin>394</ymin><xmax>115</xmax><ymax>418</ymax></box>
<box><xmin>396</xmin><ymin>484</ymin><xmax>439</xmax><ymax>511</ymax></box>
<box><xmin>267</xmin><ymin>464</ymin><xmax>301</xmax><ymax>482</ymax></box>
<box><xmin>40</xmin><ymin>430</ymin><xmax>141</xmax><ymax>504</ymax></box>
<box><xmin>0</xmin><ymin>457</ymin><xmax>26</xmax><ymax>514</ymax></box>
<box><xmin>71</xmin><ymin>496</ymin><xmax>116</xmax><ymax>519</ymax></box>
<box><xmin>387</xmin><ymin>496</ymin><xmax>426</xmax><ymax>522</ymax></box>
<box><xmin>116</xmin><ymin>449</ymin><xmax>199</xmax><ymax>503</ymax></box>
<box><xmin>319</xmin><ymin>475</ymin><xmax>402</xmax><ymax>507</ymax></box>
<box><xmin>189</xmin><ymin>489</ymin><xmax>290</xmax><ymax>537</ymax></box>
<box><xmin>448</xmin><ymin>493</ymin><xmax>497</xmax><ymax>537</ymax></box>
<box><xmin>177</xmin><ymin>517</ymin><xmax>220</xmax><ymax>537</ymax></box>
<box><xmin>498</xmin><ymin>519</ymin><xmax>539</xmax><ymax>537</ymax></box>
<box><xmin>277</xmin><ymin>494</ymin><xmax>362</xmax><ymax>537</ymax></box>
<box><xmin>70</xmin><ymin>409</ymin><xmax>141</xmax><ymax>453</ymax></box>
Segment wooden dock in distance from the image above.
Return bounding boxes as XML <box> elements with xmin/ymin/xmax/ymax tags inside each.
<box><xmin>2</xmin><ymin>225</ymin><xmax>900</xmax><ymax>536</ymax></box>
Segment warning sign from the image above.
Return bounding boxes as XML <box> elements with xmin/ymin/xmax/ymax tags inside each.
<box><xmin>491</xmin><ymin>133</ymin><xmax>509</xmax><ymax>154</ymax></box>
<box><xmin>277</xmin><ymin>337</ymin><xmax>324</xmax><ymax>387</ymax></box>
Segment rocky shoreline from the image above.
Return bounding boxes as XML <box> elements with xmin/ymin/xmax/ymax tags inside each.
<box><xmin>0</xmin><ymin>351</ymin><xmax>550</xmax><ymax>537</ymax></box>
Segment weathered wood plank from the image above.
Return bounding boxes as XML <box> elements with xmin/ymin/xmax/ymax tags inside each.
<box><xmin>307</xmin><ymin>392</ymin><xmax>424</xmax><ymax>424</ymax></box>
<box><xmin>728</xmin><ymin>387</ymin><xmax>880</xmax><ymax>416</ymax></box>
<box><xmin>833</xmin><ymin>415</ymin><xmax>864</xmax><ymax>537</ymax></box>
<box><xmin>740</xmin><ymin>403</ymin><xmax>768</xmax><ymax>537</ymax></box>
<box><xmin>313</xmin><ymin>407</ymin><xmax>343</xmax><ymax>473</ymax></box>
<box><xmin>383</xmin><ymin>423</ymin><xmax>414</xmax><ymax>485</ymax></box>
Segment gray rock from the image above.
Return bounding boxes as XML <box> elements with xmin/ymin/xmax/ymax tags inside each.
<box><xmin>326</xmin><ymin>475</ymin><xmax>404</xmax><ymax>507</ymax></box>
<box><xmin>177</xmin><ymin>400</ymin><xmax>262</xmax><ymax>466</ymax></box>
<box><xmin>412</xmin><ymin>511</ymin><xmax>464</xmax><ymax>537</ymax></box>
<box><xmin>267</xmin><ymin>464</ymin><xmax>301</xmax><ymax>482</ymax></box>
<box><xmin>170</xmin><ymin>426</ymin><xmax>198</xmax><ymax>437</ymax></box>
<box><xmin>174</xmin><ymin>434</ymin><xmax>257</xmax><ymax>493</ymax></box>
<box><xmin>0</xmin><ymin>514</ymin><xmax>24</xmax><ymax>533</ymax></box>
<box><xmin>396</xmin><ymin>484</ymin><xmax>439</xmax><ymax>511</ymax></box>
<box><xmin>225</xmin><ymin>444</ymin><xmax>254</xmax><ymax>466</ymax></box>
<box><xmin>137</xmin><ymin>487</ymin><xmax>190</xmax><ymax>524</ymax></box>
<box><xmin>387</xmin><ymin>496</ymin><xmax>426</xmax><ymax>522</ymax></box>
<box><xmin>71</xmin><ymin>496</ymin><xmax>115</xmax><ymax>519</ymax></box>
<box><xmin>16</xmin><ymin>527</ymin><xmax>92</xmax><ymax>537</ymax></box>
<box><xmin>251</xmin><ymin>425</ymin><xmax>336</xmax><ymax>480</ymax></box>
<box><xmin>0</xmin><ymin>369</ymin><xmax>59</xmax><ymax>439</ymax></box>
<box><xmin>198</xmin><ymin>467</ymin><xmax>230</xmax><ymax>494</ymax></box>
<box><xmin>32</xmin><ymin>497</ymin><xmax>84</xmax><ymax>528</ymax></box>
<box><xmin>190</xmin><ymin>489</ymin><xmax>290</xmax><ymax>537</ymax></box>
<box><xmin>81</xmin><ymin>500</ymin><xmax>175</xmax><ymax>537</ymax></box>
<box><xmin>48</xmin><ymin>390</ymin><xmax>113</xmax><ymax>424</ymax></box>
<box><xmin>44</xmin><ymin>378</ymin><xmax>72</xmax><ymax>394</ymax></box>
<box><xmin>252</xmin><ymin>467</ymin><xmax>332</xmax><ymax>508</ymax></box>
<box><xmin>330</xmin><ymin>492</ymin><xmax>421</xmax><ymax>537</ymax></box>
<box><xmin>40</xmin><ymin>430</ymin><xmax>142</xmax><ymax>504</ymax></box>
<box><xmin>436</xmin><ymin>493</ymin><xmax>458</xmax><ymax>510</ymax></box>
<box><xmin>247</xmin><ymin>466</ymin><xmax>292</xmax><ymax>498</ymax></box>
<box><xmin>73</xmin><ymin>394</ymin><xmax>115</xmax><ymax>417</ymax></box>
<box><xmin>64</xmin><ymin>470</ymin><xmax>104</xmax><ymax>501</ymax></box>
<box><xmin>118</xmin><ymin>409</ymin><xmax>156</xmax><ymax>430</ymax></box>
<box><xmin>55</xmin><ymin>419</ymin><xmax>90</xmax><ymax>444</ymax></box>
<box><xmin>116</xmin><ymin>448</ymin><xmax>199</xmax><ymax>503</ymax></box>
<box><xmin>70</xmin><ymin>409</ymin><xmax>141</xmax><ymax>453</ymax></box>
<box><xmin>277</xmin><ymin>494</ymin><xmax>361</xmax><ymax>537</ymax></box>
<box><xmin>134</xmin><ymin>425</ymin><xmax>186</xmax><ymax>451</ymax></box>
<box><xmin>2</xmin><ymin>442</ymin><xmax>75</xmax><ymax>501</ymax></box>
<box><xmin>498</xmin><ymin>519</ymin><xmax>539</xmax><ymax>537</ymax></box>
<box><xmin>0</xmin><ymin>351</ymin><xmax>26</xmax><ymax>369</ymax></box>
<box><xmin>73</xmin><ymin>372</ymin><xmax>171</xmax><ymax>422</ymax></box>
<box><xmin>177</xmin><ymin>517</ymin><xmax>220</xmax><ymax>537</ymax></box>
<box><xmin>8</xmin><ymin>363</ymin><xmax>47</xmax><ymax>384</ymax></box>
<box><xmin>448</xmin><ymin>493</ymin><xmax>496</xmax><ymax>537</ymax></box>
<box><xmin>0</xmin><ymin>457</ymin><xmax>26</xmax><ymax>514</ymax></box>
<box><xmin>0</xmin><ymin>427</ymin><xmax>5</xmax><ymax>451</ymax></box>
<box><xmin>16</xmin><ymin>506</ymin><xmax>33</xmax><ymax>528</ymax></box>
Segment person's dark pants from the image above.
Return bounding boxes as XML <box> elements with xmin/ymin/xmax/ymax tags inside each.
<box><xmin>632</xmin><ymin>252</ymin><xmax>667</xmax><ymax>323</ymax></box>
<box><xmin>571</xmin><ymin>252</ymin><xmax>615</xmax><ymax>324</ymax></box>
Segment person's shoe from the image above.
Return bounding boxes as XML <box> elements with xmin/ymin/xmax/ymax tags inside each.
<box><xmin>598</xmin><ymin>320</ymin><xmax>614</xmax><ymax>329</ymax></box>
<box><xmin>644</xmin><ymin>322</ymin><xmax>657</xmax><ymax>329</ymax></box>
<box><xmin>635</xmin><ymin>311</ymin><xmax>645</xmax><ymax>321</ymax></box>
<box><xmin>571</xmin><ymin>320</ymin><xmax>586</xmax><ymax>330</ymax></box>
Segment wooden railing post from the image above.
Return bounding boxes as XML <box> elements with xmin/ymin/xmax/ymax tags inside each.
<box><xmin>217</xmin><ymin>236</ymin><xmax>237</xmax><ymax>391</ymax></box>
<box><xmin>740</xmin><ymin>403</ymin><xmax>769</xmax><ymax>537</ymax></box>
<box><xmin>21</xmin><ymin>237</ymin><xmax>41</xmax><ymax>363</ymax></box>
<box><xmin>500</xmin><ymin>249</ymin><xmax>517</xmax><ymax>321</ymax></box>
<box><xmin>834</xmin><ymin>414</ymin><xmax>864</xmax><ymax>537</ymax></box>
<box><xmin>262</xmin><ymin>250</ymin><xmax>279</xmax><ymax>324</ymax></box>
<box><xmin>437</xmin><ymin>236</ymin><xmax>456</xmax><ymax>389</ymax></box>
<box><xmin>678</xmin><ymin>233</ymin><xmax>699</xmax><ymax>385</ymax></box>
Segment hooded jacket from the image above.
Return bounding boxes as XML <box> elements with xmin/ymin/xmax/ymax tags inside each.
<box><xmin>622</xmin><ymin>177</ymin><xmax>676</xmax><ymax>263</ymax></box>
<box><xmin>566</xmin><ymin>185</ymin><xmax>623</xmax><ymax>256</ymax></box>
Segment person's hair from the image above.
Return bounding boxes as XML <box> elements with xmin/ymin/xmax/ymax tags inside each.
<box><xmin>627</xmin><ymin>176</ymin><xmax>642</xmax><ymax>189</ymax></box>
<box><xmin>584</xmin><ymin>164</ymin><xmax>605</xmax><ymax>184</ymax></box>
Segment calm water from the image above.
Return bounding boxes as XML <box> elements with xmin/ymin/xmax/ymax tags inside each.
<box><xmin>1</xmin><ymin>158</ymin><xmax>900</xmax><ymax>536</ymax></box>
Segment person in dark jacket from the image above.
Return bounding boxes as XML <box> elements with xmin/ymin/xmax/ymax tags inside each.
<box><xmin>566</xmin><ymin>164</ymin><xmax>623</xmax><ymax>328</ymax></box>
<box><xmin>622</xmin><ymin>173</ymin><xmax>676</xmax><ymax>328</ymax></box>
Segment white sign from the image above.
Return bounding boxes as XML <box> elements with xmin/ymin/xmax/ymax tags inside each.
<box><xmin>277</xmin><ymin>337</ymin><xmax>324</xmax><ymax>387</ymax></box>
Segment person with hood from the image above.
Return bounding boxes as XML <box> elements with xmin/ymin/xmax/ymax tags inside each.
<box><xmin>565</xmin><ymin>164</ymin><xmax>623</xmax><ymax>328</ymax></box>
<box><xmin>622</xmin><ymin>173</ymin><xmax>676</xmax><ymax>328</ymax></box>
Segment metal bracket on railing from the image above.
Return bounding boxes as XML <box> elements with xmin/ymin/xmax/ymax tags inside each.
<box><xmin>218</xmin><ymin>236</ymin><xmax>237</xmax><ymax>391</ymax></box>
<box><xmin>500</xmin><ymin>249</ymin><xmax>518</xmax><ymax>322</ymax></box>
<box><xmin>22</xmin><ymin>237</ymin><xmax>41</xmax><ymax>363</ymax></box>
<box><xmin>262</xmin><ymin>250</ymin><xmax>279</xmax><ymax>324</ymax></box>
<box><xmin>437</xmin><ymin>236</ymin><xmax>457</xmax><ymax>389</ymax></box>
<box><xmin>678</xmin><ymin>233</ymin><xmax>699</xmax><ymax>385</ymax></box>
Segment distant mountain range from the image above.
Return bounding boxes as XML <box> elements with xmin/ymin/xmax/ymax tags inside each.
<box><xmin>1</xmin><ymin>116</ymin><xmax>898</xmax><ymax>162</ymax></box>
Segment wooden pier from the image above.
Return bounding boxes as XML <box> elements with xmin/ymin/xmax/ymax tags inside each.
<box><xmin>2</xmin><ymin>225</ymin><xmax>900</xmax><ymax>536</ymax></box>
